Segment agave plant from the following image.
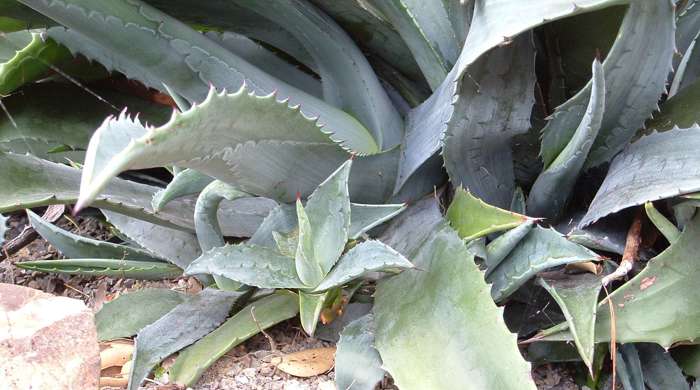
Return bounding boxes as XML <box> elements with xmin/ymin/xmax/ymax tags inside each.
<box><xmin>4</xmin><ymin>0</ymin><xmax>700</xmax><ymax>389</ymax></box>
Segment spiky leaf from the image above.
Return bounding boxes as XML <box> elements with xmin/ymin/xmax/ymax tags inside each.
<box><xmin>487</xmin><ymin>227</ymin><xmax>601</xmax><ymax>302</ymax></box>
<box><xmin>152</xmin><ymin>169</ymin><xmax>213</xmax><ymax>212</ymax></box>
<box><xmin>314</xmin><ymin>240</ymin><xmax>413</xmax><ymax>292</ymax></box>
<box><xmin>442</xmin><ymin>34</ymin><xmax>536</xmax><ymax>209</ymax></box>
<box><xmin>185</xmin><ymin>243</ymin><xmax>306</xmax><ymax>289</ymax></box>
<box><xmin>27</xmin><ymin>209</ymin><xmax>160</xmax><ymax>261</ymax></box>
<box><xmin>540</xmin><ymin>0</ymin><xmax>675</xmax><ymax>168</ymax></box>
<box><xmin>446</xmin><ymin>187</ymin><xmax>529</xmax><ymax>241</ymax></box>
<box><xmin>581</xmin><ymin>127</ymin><xmax>700</xmax><ymax>227</ymax></box>
<box><xmin>95</xmin><ymin>288</ymin><xmax>187</xmax><ymax>341</ymax></box>
<box><xmin>170</xmin><ymin>291</ymin><xmax>298</xmax><ymax>386</ymax></box>
<box><xmin>128</xmin><ymin>289</ymin><xmax>242</xmax><ymax>389</ymax></box>
<box><xmin>538</xmin><ymin>274</ymin><xmax>602</xmax><ymax>372</ymax></box>
<box><xmin>374</xmin><ymin>223</ymin><xmax>536</xmax><ymax>390</ymax></box>
<box><xmin>0</xmin><ymin>31</ymin><xmax>70</xmax><ymax>95</ymax></box>
<box><xmin>16</xmin><ymin>258</ymin><xmax>182</xmax><ymax>280</ymax></box>
<box><xmin>527</xmin><ymin>59</ymin><xmax>605</xmax><ymax>220</ymax></box>
<box><xmin>484</xmin><ymin>220</ymin><xmax>535</xmax><ymax>275</ymax></box>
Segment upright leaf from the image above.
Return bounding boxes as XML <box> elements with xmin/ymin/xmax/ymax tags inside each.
<box><xmin>295</xmin><ymin>199</ymin><xmax>324</xmax><ymax>287</ymax></box>
<box><xmin>394</xmin><ymin>0</ymin><xmax>627</xmax><ymax>193</ymax></box>
<box><xmin>235</xmin><ymin>0</ymin><xmax>404</xmax><ymax>150</ymax></box>
<box><xmin>527</xmin><ymin>59</ymin><xmax>605</xmax><ymax>221</ymax></box>
<box><xmin>484</xmin><ymin>220</ymin><xmax>535</xmax><ymax>275</ymax></box>
<box><xmin>299</xmin><ymin>290</ymin><xmax>327</xmax><ymax>336</ymax></box>
<box><xmin>374</xmin><ymin>223</ymin><xmax>536</xmax><ymax>390</ymax></box>
<box><xmin>95</xmin><ymin>288</ymin><xmax>187</xmax><ymax>341</ymax></box>
<box><xmin>304</xmin><ymin>160</ymin><xmax>352</xmax><ymax>276</ymax></box>
<box><xmin>617</xmin><ymin>344</ymin><xmax>645</xmax><ymax>390</ymax></box>
<box><xmin>446</xmin><ymin>188</ymin><xmax>529</xmax><ymax>241</ymax></box>
<box><xmin>128</xmin><ymin>289</ymin><xmax>241</xmax><ymax>389</ymax></box>
<box><xmin>540</xmin><ymin>0</ymin><xmax>675</xmax><ymax>168</ymax></box>
<box><xmin>442</xmin><ymin>34</ymin><xmax>536</xmax><ymax>208</ymax></box>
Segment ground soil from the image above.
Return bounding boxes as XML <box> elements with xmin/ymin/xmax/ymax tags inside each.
<box><xmin>1</xmin><ymin>213</ymin><xmax>580</xmax><ymax>390</ymax></box>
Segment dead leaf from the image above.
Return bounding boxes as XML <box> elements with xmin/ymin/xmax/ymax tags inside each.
<box><xmin>565</xmin><ymin>261</ymin><xmax>600</xmax><ymax>275</ymax></box>
<box><xmin>272</xmin><ymin>347</ymin><xmax>336</xmax><ymax>377</ymax></box>
<box><xmin>100</xmin><ymin>340</ymin><xmax>134</xmax><ymax>369</ymax></box>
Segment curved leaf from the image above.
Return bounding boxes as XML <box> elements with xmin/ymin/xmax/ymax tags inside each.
<box><xmin>395</xmin><ymin>0</ymin><xmax>627</xmax><ymax>192</ymax></box>
<box><xmin>95</xmin><ymin>288</ymin><xmax>187</xmax><ymax>341</ymax></box>
<box><xmin>194</xmin><ymin>180</ymin><xmax>250</xmax><ymax>252</ymax></box>
<box><xmin>446</xmin><ymin>187</ymin><xmax>529</xmax><ymax>241</ymax></box>
<box><xmin>442</xmin><ymin>34</ymin><xmax>536</xmax><ymax>209</ymax></box>
<box><xmin>21</xmin><ymin>0</ymin><xmax>379</xmax><ymax>153</ymax></box>
<box><xmin>75</xmin><ymin>86</ymin><xmax>366</xmax><ymax>210</ymax></box>
<box><xmin>540</xmin><ymin>0</ymin><xmax>675</xmax><ymax>168</ymax></box>
<box><xmin>16</xmin><ymin>258</ymin><xmax>182</xmax><ymax>280</ymax></box>
<box><xmin>27</xmin><ymin>209</ymin><xmax>160</xmax><ymax>261</ymax></box>
<box><xmin>169</xmin><ymin>291</ymin><xmax>298</xmax><ymax>386</ymax></box>
<box><xmin>637</xmin><ymin>343</ymin><xmax>689</xmax><ymax>390</ymax></box>
<box><xmin>205</xmin><ymin>30</ymin><xmax>322</xmax><ymax>98</ymax></box>
<box><xmin>0</xmin><ymin>30</ymin><xmax>70</xmax><ymax>95</ymax></box>
<box><xmin>314</xmin><ymin>240</ymin><xmax>413</xmax><ymax>292</ymax></box>
<box><xmin>527</xmin><ymin>59</ymin><xmax>605</xmax><ymax>220</ymax></box>
<box><xmin>348</xmin><ymin>203</ymin><xmax>405</xmax><ymax>239</ymax></box>
<box><xmin>235</xmin><ymin>0</ymin><xmax>404</xmax><ymax>150</ymax></box>
<box><xmin>374</xmin><ymin>223</ymin><xmax>536</xmax><ymax>390</ymax></box>
<box><xmin>486</xmin><ymin>227</ymin><xmax>601</xmax><ymax>302</ymax></box>
<box><xmin>335</xmin><ymin>313</ymin><xmax>385</xmax><ymax>390</ymax></box>
<box><xmin>484</xmin><ymin>220</ymin><xmax>535</xmax><ymax>276</ymax></box>
<box><xmin>128</xmin><ymin>289</ymin><xmax>241</xmax><ymax>389</ymax></box>
<box><xmin>644</xmin><ymin>201</ymin><xmax>681</xmax><ymax>243</ymax></box>
<box><xmin>152</xmin><ymin>169</ymin><xmax>213</xmax><ymax>212</ymax></box>
<box><xmin>307</xmin><ymin>0</ymin><xmax>422</xmax><ymax>81</ymax></box>
<box><xmin>185</xmin><ymin>243</ymin><xmax>306</xmax><ymax>289</ymax></box>
<box><xmin>372</xmin><ymin>0</ymin><xmax>458</xmax><ymax>90</ymax></box>
<box><xmin>580</xmin><ymin>126</ymin><xmax>700</xmax><ymax>227</ymax></box>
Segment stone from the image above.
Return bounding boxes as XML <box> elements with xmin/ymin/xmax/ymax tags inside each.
<box><xmin>0</xmin><ymin>283</ymin><xmax>100</xmax><ymax>389</ymax></box>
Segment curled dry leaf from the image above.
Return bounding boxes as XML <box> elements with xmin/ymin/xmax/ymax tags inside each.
<box><xmin>565</xmin><ymin>261</ymin><xmax>601</xmax><ymax>275</ymax></box>
<box><xmin>100</xmin><ymin>340</ymin><xmax>134</xmax><ymax>388</ymax></box>
<box><xmin>272</xmin><ymin>347</ymin><xmax>336</xmax><ymax>377</ymax></box>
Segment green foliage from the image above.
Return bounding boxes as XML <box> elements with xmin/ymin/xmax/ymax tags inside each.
<box><xmin>5</xmin><ymin>0</ymin><xmax>700</xmax><ymax>387</ymax></box>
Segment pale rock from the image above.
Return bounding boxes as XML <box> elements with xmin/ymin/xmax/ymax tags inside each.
<box><xmin>0</xmin><ymin>283</ymin><xmax>100</xmax><ymax>389</ymax></box>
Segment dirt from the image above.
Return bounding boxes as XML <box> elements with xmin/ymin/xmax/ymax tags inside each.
<box><xmin>1</xmin><ymin>212</ymin><xmax>581</xmax><ymax>390</ymax></box>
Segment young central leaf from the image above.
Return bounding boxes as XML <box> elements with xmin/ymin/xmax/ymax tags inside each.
<box><xmin>302</xmin><ymin>160</ymin><xmax>352</xmax><ymax>277</ymax></box>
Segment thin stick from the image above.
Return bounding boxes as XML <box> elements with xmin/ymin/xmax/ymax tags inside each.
<box><xmin>603</xmin><ymin>284</ymin><xmax>617</xmax><ymax>390</ymax></box>
<box><xmin>250</xmin><ymin>306</ymin><xmax>276</xmax><ymax>352</ymax></box>
<box><xmin>602</xmin><ymin>209</ymin><xmax>643</xmax><ymax>286</ymax></box>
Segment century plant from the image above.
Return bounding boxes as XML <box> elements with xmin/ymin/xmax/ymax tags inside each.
<box><xmin>2</xmin><ymin>0</ymin><xmax>700</xmax><ymax>389</ymax></box>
